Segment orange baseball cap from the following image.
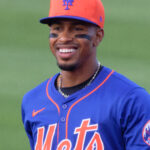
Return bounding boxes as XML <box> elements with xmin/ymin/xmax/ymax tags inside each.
<box><xmin>40</xmin><ymin>0</ymin><xmax>105</xmax><ymax>28</ymax></box>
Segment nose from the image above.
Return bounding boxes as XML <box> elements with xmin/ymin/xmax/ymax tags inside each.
<box><xmin>59</xmin><ymin>30</ymin><xmax>73</xmax><ymax>42</ymax></box>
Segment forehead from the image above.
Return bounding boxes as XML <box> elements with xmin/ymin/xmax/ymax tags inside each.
<box><xmin>49</xmin><ymin>18</ymin><xmax>95</xmax><ymax>27</ymax></box>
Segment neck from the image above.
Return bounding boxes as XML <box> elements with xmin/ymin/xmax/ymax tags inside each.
<box><xmin>58</xmin><ymin>60</ymin><xmax>100</xmax><ymax>88</ymax></box>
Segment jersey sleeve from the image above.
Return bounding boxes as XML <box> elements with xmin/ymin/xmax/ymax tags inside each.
<box><xmin>21</xmin><ymin>95</ymin><xmax>34</xmax><ymax>150</ymax></box>
<box><xmin>119</xmin><ymin>88</ymin><xmax>150</xmax><ymax>149</ymax></box>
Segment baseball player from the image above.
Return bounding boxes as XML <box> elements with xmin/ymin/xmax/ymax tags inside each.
<box><xmin>21</xmin><ymin>0</ymin><xmax>150</xmax><ymax>149</ymax></box>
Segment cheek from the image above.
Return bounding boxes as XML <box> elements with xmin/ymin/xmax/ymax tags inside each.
<box><xmin>77</xmin><ymin>35</ymin><xmax>96</xmax><ymax>49</ymax></box>
<box><xmin>79</xmin><ymin>40</ymin><xmax>93</xmax><ymax>55</ymax></box>
<box><xmin>82</xmin><ymin>39</ymin><xmax>93</xmax><ymax>49</ymax></box>
<box><xmin>49</xmin><ymin>39</ymin><xmax>56</xmax><ymax>55</ymax></box>
<box><xmin>49</xmin><ymin>39</ymin><xmax>52</xmax><ymax>49</ymax></box>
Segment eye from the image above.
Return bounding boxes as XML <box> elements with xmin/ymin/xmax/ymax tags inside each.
<box><xmin>53</xmin><ymin>26</ymin><xmax>60</xmax><ymax>31</ymax></box>
<box><xmin>51</xmin><ymin>25</ymin><xmax>61</xmax><ymax>31</ymax></box>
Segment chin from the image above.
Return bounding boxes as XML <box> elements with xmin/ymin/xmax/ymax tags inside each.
<box><xmin>57</xmin><ymin>62</ymin><xmax>77</xmax><ymax>71</ymax></box>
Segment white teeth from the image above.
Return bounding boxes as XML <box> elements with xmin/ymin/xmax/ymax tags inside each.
<box><xmin>59</xmin><ymin>49</ymin><xmax>76</xmax><ymax>53</ymax></box>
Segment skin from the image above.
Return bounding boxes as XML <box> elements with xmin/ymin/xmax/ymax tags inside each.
<box><xmin>49</xmin><ymin>19</ymin><xmax>104</xmax><ymax>88</ymax></box>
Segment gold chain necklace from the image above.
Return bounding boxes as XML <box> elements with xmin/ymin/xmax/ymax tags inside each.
<box><xmin>58</xmin><ymin>62</ymin><xmax>101</xmax><ymax>98</ymax></box>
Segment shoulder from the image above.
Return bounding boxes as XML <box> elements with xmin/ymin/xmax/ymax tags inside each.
<box><xmin>22</xmin><ymin>73</ymin><xmax>59</xmax><ymax>100</ymax></box>
<box><xmin>102</xmin><ymin>66</ymin><xmax>148</xmax><ymax>95</ymax></box>
<box><xmin>22</xmin><ymin>79</ymin><xmax>49</xmax><ymax>101</ymax></box>
<box><xmin>108</xmin><ymin>67</ymin><xmax>150</xmax><ymax>121</ymax></box>
<box><xmin>108</xmin><ymin>67</ymin><xmax>139</xmax><ymax>89</ymax></box>
<box><xmin>101</xmin><ymin>67</ymin><xmax>150</xmax><ymax>148</ymax></box>
<box><xmin>21</xmin><ymin>73</ymin><xmax>57</xmax><ymax>106</ymax></box>
<box><xmin>101</xmin><ymin>66</ymin><xmax>150</xmax><ymax>111</ymax></box>
<box><xmin>21</xmin><ymin>79</ymin><xmax>49</xmax><ymax>112</ymax></box>
<box><xmin>110</xmin><ymin>68</ymin><xmax>149</xmax><ymax>102</ymax></box>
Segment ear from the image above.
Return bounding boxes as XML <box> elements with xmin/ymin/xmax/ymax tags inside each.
<box><xmin>93</xmin><ymin>28</ymin><xmax>104</xmax><ymax>47</ymax></box>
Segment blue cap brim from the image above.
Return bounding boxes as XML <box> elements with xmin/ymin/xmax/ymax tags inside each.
<box><xmin>40</xmin><ymin>16</ymin><xmax>98</xmax><ymax>26</ymax></box>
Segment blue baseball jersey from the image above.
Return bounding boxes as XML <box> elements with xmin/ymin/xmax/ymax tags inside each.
<box><xmin>21</xmin><ymin>66</ymin><xmax>150</xmax><ymax>150</ymax></box>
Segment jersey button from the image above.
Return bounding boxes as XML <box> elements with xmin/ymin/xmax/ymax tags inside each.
<box><xmin>60</xmin><ymin>117</ymin><xmax>66</xmax><ymax>122</ymax></box>
<box><xmin>62</xmin><ymin>104</ymin><xmax>67</xmax><ymax>110</ymax></box>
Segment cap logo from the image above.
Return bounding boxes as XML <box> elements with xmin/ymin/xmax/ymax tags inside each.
<box><xmin>100</xmin><ymin>16</ymin><xmax>103</xmax><ymax>22</ymax></box>
<box><xmin>63</xmin><ymin>0</ymin><xmax>74</xmax><ymax>10</ymax></box>
<box><xmin>142</xmin><ymin>120</ymin><xmax>150</xmax><ymax>146</ymax></box>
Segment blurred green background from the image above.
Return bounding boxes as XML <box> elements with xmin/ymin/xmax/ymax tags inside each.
<box><xmin>0</xmin><ymin>0</ymin><xmax>149</xmax><ymax>149</ymax></box>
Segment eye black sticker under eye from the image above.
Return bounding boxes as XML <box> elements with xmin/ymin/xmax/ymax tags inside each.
<box><xmin>49</xmin><ymin>33</ymin><xmax>58</xmax><ymax>38</ymax></box>
<box><xmin>75</xmin><ymin>34</ymin><xmax>91</xmax><ymax>41</ymax></box>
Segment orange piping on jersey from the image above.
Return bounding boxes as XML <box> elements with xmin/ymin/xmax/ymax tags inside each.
<box><xmin>65</xmin><ymin>70</ymin><xmax>114</xmax><ymax>139</ymax></box>
<box><xmin>46</xmin><ymin>77</ymin><xmax>60</xmax><ymax>114</ymax></box>
<box><xmin>46</xmin><ymin>77</ymin><xmax>60</xmax><ymax>144</ymax></box>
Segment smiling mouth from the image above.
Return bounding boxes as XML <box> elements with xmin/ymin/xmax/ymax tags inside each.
<box><xmin>56</xmin><ymin>47</ymin><xmax>78</xmax><ymax>60</ymax></box>
<box><xmin>59</xmin><ymin>48</ymin><xmax>76</xmax><ymax>53</ymax></box>
<box><xmin>55</xmin><ymin>44</ymin><xmax>79</xmax><ymax>60</ymax></box>
<box><xmin>56</xmin><ymin>44</ymin><xmax>78</xmax><ymax>52</ymax></box>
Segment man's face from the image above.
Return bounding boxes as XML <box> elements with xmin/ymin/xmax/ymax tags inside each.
<box><xmin>49</xmin><ymin>19</ymin><xmax>103</xmax><ymax>71</ymax></box>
